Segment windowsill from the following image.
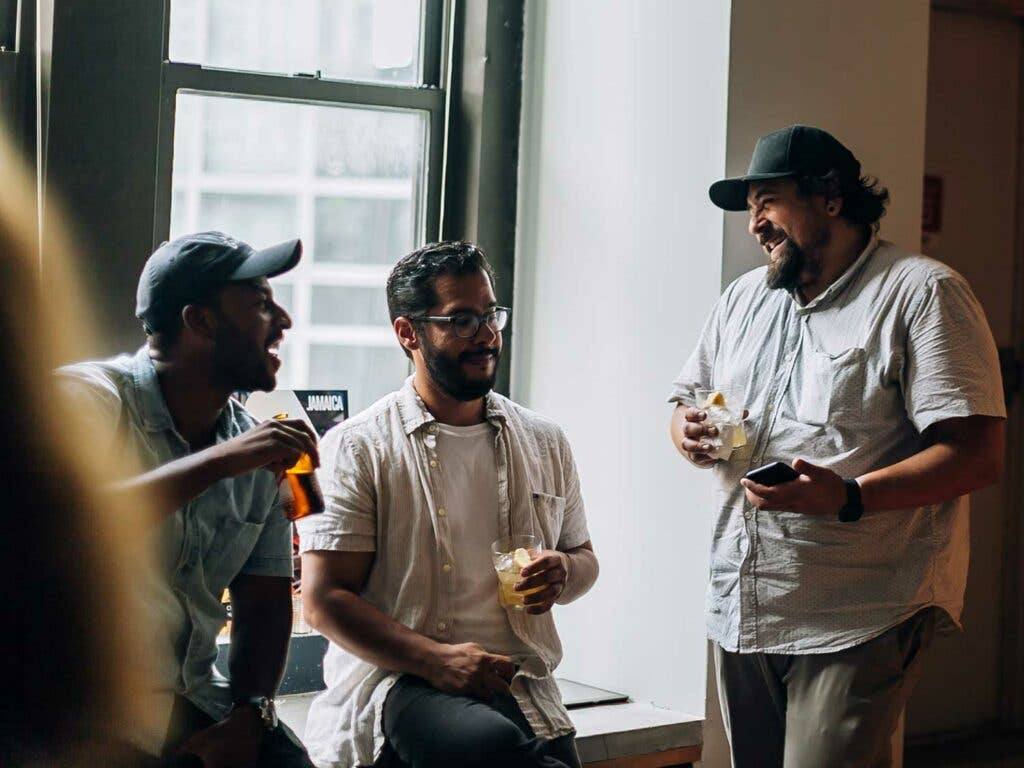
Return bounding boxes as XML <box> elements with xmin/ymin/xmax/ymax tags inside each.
<box><xmin>277</xmin><ymin>690</ymin><xmax>703</xmax><ymax>766</ymax></box>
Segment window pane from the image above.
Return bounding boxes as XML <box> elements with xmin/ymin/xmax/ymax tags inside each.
<box><xmin>271</xmin><ymin>283</ymin><xmax>294</xmax><ymax>317</ymax></box>
<box><xmin>309</xmin><ymin>344</ymin><xmax>409</xmax><ymax>414</ymax></box>
<box><xmin>193</xmin><ymin>193</ymin><xmax>298</xmax><ymax>249</ymax></box>
<box><xmin>317</xmin><ymin>107</ymin><xmax>422</xmax><ymax>179</ymax></box>
<box><xmin>169</xmin><ymin>0</ymin><xmax>423</xmax><ymax>85</ymax></box>
<box><xmin>311</xmin><ymin>285</ymin><xmax>390</xmax><ymax>326</ymax></box>
<box><xmin>202</xmin><ymin>97</ymin><xmax>299</xmax><ymax>175</ymax></box>
<box><xmin>315</xmin><ymin>197</ymin><xmax>412</xmax><ymax>264</ymax></box>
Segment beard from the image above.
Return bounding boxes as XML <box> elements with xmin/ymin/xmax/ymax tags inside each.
<box><xmin>764</xmin><ymin>227</ymin><xmax>827</xmax><ymax>292</ymax></box>
<box><xmin>211</xmin><ymin>315</ymin><xmax>277</xmax><ymax>393</ymax></box>
<box><xmin>765</xmin><ymin>238</ymin><xmax>806</xmax><ymax>291</ymax></box>
<box><xmin>421</xmin><ymin>335</ymin><xmax>500</xmax><ymax>401</ymax></box>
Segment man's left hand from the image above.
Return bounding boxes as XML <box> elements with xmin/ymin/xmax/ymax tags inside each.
<box><xmin>740</xmin><ymin>459</ymin><xmax>846</xmax><ymax>515</ymax></box>
<box><xmin>515</xmin><ymin>550</ymin><xmax>568</xmax><ymax>615</ymax></box>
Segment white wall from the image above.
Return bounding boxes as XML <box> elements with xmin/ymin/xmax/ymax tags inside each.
<box><xmin>514</xmin><ymin>0</ymin><xmax>732</xmax><ymax>716</ymax></box>
<box><xmin>723</xmin><ymin>0</ymin><xmax>930</xmax><ymax>284</ymax></box>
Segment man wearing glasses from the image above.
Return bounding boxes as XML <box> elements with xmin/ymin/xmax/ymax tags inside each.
<box><xmin>297</xmin><ymin>241</ymin><xmax>599</xmax><ymax>768</ymax></box>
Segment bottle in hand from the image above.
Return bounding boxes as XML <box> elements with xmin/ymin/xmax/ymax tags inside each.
<box><xmin>275</xmin><ymin>413</ymin><xmax>326</xmax><ymax>520</ymax></box>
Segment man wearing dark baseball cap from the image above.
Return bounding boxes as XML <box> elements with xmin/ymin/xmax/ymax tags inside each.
<box><xmin>58</xmin><ymin>232</ymin><xmax>318</xmax><ymax>766</ymax></box>
<box><xmin>668</xmin><ymin>126</ymin><xmax>1006</xmax><ymax>766</ymax></box>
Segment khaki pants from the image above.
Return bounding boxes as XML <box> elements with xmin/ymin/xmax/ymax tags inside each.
<box><xmin>714</xmin><ymin>608</ymin><xmax>939</xmax><ymax>768</ymax></box>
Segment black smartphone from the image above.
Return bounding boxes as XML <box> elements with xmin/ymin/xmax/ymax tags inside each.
<box><xmin>744</xmin><ymin>461</ymin><xmax>800</xmax><ymax>486</ymax></box>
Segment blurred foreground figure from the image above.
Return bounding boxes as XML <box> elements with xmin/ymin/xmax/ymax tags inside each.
<box><xmin>0</xmin><ymin>125</ymin><xmax>163</xmax><ymax>764</ymax></box>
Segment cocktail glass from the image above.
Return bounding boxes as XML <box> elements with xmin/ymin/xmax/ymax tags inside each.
<box><xmin>490</xmin><ymin>534</ymin><xmax>545</xmax><ymax>611</ymax></box>
<box><xmin>695</xmin><ymin>387</ymin><xmax>748</xmax><ymax>460</ymax></box>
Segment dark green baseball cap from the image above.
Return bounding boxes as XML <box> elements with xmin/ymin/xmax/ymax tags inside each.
<box><xmin>709</xmin><ymin>125</ymin><xmax>861</xmax><ymax>211</ymax></box>
<box><xmin>136</xmin><ymin>231</ymin><xmax>302</xmax><ymax>334</ymax></box>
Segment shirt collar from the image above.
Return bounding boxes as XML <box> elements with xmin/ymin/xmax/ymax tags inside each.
<box><xmin>397</xmin><ymin>375</ymin><xmax>508</xmax><ymax>436</ymax></box>
<box><xmin>793</xmin><ymin>235</ymin><xmax>880</xmax><ymax>313</ymax></box>
<box><xmin>129</xmin><ymin>346</ymin><xmax>177</xmax><ymax>433</ymax></box>
<box><xmin>128</xmin><ymin>346</ymin><xmax>235</xmax><ymax>439</ymax></box>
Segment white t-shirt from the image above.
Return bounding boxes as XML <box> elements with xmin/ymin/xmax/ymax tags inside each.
<box><xmin>435</xmin><ymin>421</ymin><xmax>533</xmax><ymax>657</ymax></box>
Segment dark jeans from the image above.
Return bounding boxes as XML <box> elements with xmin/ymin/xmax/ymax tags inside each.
<box><xmin>379</xmin><ymin>675</ymin><xmax>582</xmax><ymax>768</ymax></box>
<box><xmin>161</xmin><ymin>695</ymin><xmax>314</xmax><ymax>768</ymax></box>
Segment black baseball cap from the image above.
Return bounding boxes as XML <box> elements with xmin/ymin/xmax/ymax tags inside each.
<box><xmin>709</xmin><ymin>125</ymin><xmax>861</xmax><ymax>211</ymax></box>
<box><xmin>136</xmin><ymin>231</ymin><xmax>302</xmax><ymax>334</ymax></box>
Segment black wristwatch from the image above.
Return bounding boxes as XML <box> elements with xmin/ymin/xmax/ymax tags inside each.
<box><xmin>232</xmin><ymin>695</ymin><xmax>278</xmax><ymax>731</ymax></box>
<box><xmin>838</xmin><ymin>478</ymin><xmax>864</xmax><ymax>523</ymax></box>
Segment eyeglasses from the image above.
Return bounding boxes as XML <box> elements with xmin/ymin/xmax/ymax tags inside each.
<box><xmin>414</xmin><ymin>306</ymin><xmax>511</xmax><ymax>339</ymax></box>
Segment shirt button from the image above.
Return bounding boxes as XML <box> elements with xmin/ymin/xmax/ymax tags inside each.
<box><xmin>429</xmin><ymin>424</ymin><xmax>438</xmax><ymax>433</ymax></box>
<box><xmin>430</xmin><ymin>460</ymin><xmax>438</xmax><ymax>468</ymax></box>
<box><xmin>437</xmin><ymin>622</ymin><xmax>447</xmax><ymax>631</ymax></box>
<box><xmin>437</xmin><ymin>507</ymin><xmax>447</xmax><ymax>517</ymax></box>
<box><xmin>442</xmin><ymin>563</ymin><xmax>452</xmax><ymax>573</ymax></box>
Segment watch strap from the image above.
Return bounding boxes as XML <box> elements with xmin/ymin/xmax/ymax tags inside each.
<box><xmin>232</xmin><ymin>695</ymin><xmax>278</xmax><ymax>730</ymax></box>
<box><xmin>838</xmin><ymin>478</ymin><xmax>864</xmax><ymax>522</ymax></box>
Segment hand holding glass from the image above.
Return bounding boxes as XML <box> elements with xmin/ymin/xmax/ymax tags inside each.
<box><xmin>491</xmin><ymin>535</ymin><xmax>545</xmax><ymax>610</ymax></box>
<box><xmin>694</xmin><ymin>387</ymin><xmax>747</xmax><ymax>461</ymax></box>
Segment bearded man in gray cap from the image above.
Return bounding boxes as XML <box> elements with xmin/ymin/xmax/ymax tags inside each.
<box><xmin>58</xmin><ymin>232</ymin><xmax>317</xmax><ymax>767</ymax></box>
<box><xmin>668</xmin><ymin>126</ymin><xmax>1006</xmax><ymax>767</ymax></box>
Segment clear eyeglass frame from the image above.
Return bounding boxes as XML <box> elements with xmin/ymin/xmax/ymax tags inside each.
<box><xmin>414</xmin><ymin>306</ymin><xmax>511</xmax><ymax>338</ymax></box>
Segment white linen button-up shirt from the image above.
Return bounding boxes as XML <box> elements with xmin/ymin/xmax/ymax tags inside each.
<box><xmin>669</xmin><ymin>238</ymin><xmax>1005</xmax><ymax>655</ymax></box>
<box><xmin>297</xmin><ymin>378</ymin><xmax>591</xmax><ymax>767</ymax></box>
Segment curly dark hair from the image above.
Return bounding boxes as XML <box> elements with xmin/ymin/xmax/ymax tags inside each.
<box><xmin>796</xmin><ymin>169</ymin><xmax>890</xmax><ymax>231</ymax></box>
<box><xmin>386</xmin><ymin>241</ymin><xmax>496</xmax><ymax>358</ymax></box>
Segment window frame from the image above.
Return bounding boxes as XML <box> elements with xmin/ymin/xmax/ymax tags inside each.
<box><xmin>152</xmin><ymin>0</ymin><xmax>448</xmax><ymax>250</ymax></box>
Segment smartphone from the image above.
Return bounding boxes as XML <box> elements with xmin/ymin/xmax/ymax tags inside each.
<box><xmin>744</xmin><ymin>461</ymin><xmax>799</xmax><ymax>486</ymax></box>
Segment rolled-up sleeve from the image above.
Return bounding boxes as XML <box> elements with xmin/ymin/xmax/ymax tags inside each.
<box><xmin>297</xmin><ymin>426</ymin><xmax>377</xmax><ymax>553</ymax></box>
<box><xmin>555</xmin><ymin>429</ymin><xmax>591</xmax><ymax>551</ymax></box>
<box><xmin>240</xmin><ymin>489</ymin><xmax>294</xmax><ymax>578</ymax></box>
<box><xmin>903</xmin><ymin>274</ymin><xmax>1007</xmax><ymax>433</ymax></box>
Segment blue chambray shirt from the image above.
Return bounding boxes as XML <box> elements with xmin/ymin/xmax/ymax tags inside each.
<box><xmin>57</xmin><ymin>347</ymin><xmax>292</xmax><ymax>738</ymax></box>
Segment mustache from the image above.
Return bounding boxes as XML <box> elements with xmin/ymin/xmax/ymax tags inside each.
<box><xmin>758</xmin><ymin>227</ymin><xmax>788</xmax><ymax>249</ymax></box>
<box><xmin>458</xmin><ymin>347</ymin><xmax>500</xmax><ymax>363</ymax></box>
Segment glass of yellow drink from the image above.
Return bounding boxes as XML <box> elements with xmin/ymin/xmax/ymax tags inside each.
<box><xmin>490</xmin><ymin>535</ymin><xmax>545</xmax><ymax>610</ymax></box>
<box><xmin>695</xmin><ymin>387</ymin><xmax>748</xmax><ymax>457</ymax></box>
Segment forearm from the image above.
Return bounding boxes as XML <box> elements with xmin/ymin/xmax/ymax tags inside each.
<box><xmin>229</xmin><ymin>578</ymin><xmax>293</xmax><ymax>701</ymax></box>
<box><xmin>670</xmin><ymin>405</ymin><xmax>692</xmax><ymax>459</ymax></box>
<box><xmin>858</xmin><ymin>432</ymin><xmax>1003</xmax><ymax>514</ymax></box>
<box><xmin>305</xmin><ymin>587</ymin><xmax>439</xmax><ymax>677</ymax></box>
<box><xmin>556</xmin><ymin>546</ymin><xmax>599</xmax><ymax>604</ymax></box>
<box><xmin>107</xmin><ymin>445</ymin><xmax>240</xmax><ymax>518</ymax></box>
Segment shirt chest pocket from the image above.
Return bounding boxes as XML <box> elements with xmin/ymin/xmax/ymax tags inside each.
<box><xmin>531</xmin><ymin>491</ymin><xmax>566</xmax><ymax>549</ymax></box>
<box><xmin>204</xmin><ymin>520</ymin><xmax>264</xmax><ymax>589</ymax></box>
<box><xmin>796</xmin><ymin>346</ymin><xmax>867</xmax><ymax>426</ymax></box>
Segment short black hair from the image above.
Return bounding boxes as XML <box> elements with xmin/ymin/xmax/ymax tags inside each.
<box><xmin>145</xmin><ymin>285</ymin><xmax>223</xmax><ymax>351</ymax></box>
<box><xmin>796</xmin><ymin>169</ymin><xmax>890</xmax><ymax>231</ymax></box>
<box><xmin>386</xmin><ymin>241</ymin><xmax>496</xmax><ymax>359</ymax></box>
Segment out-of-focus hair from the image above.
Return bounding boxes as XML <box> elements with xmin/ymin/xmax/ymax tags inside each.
<box><xmin>0</xmin><ymin>125</ymin><xmax>157</xmax><ymax>764</ymax></box>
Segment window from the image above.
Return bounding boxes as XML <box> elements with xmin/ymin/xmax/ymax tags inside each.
<box><xmin>158</xmin><ymin>0</ymin><xmax>445</xmax><ymax>416</ymax></box>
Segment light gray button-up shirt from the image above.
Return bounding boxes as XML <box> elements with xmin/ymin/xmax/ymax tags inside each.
<box><xmin>297</xmin><ymin>378</ymin><xmax>591</xmax><ymax>768</ymax></box>
<box><xmin>57</xmin><ymin>347</ymin><xmax>292</xmax><ymax>744</ymax></box>
<box><xmin>669</xmin><ymin>238</ymin><xmax>1005</xmax><ymax>654</ymax></box>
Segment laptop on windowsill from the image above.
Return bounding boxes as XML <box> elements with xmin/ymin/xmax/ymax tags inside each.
<box><xmin>556</xmin><ymin>678</ymin><xmax>629</xmax><ymax>709</ymax></box>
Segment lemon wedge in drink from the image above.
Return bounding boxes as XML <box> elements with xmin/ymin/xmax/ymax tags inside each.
<box><xmin>512</xmin><ymin>547</ymin><xmax>534</xmax><ymax>571</ymax></box>
<box><xmin>703</xmin><ymin>390</ymin><xmax>727</xmax><ymax>408</ymax></box>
